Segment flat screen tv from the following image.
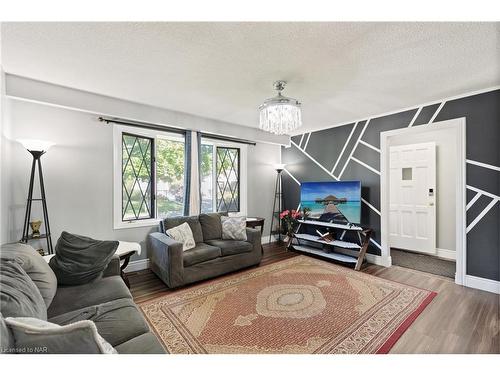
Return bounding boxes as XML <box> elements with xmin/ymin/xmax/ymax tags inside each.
<box><xmin>300</xmin><ymin>181</ymin><xmax>362</xmax><ymax>224</ymax></box>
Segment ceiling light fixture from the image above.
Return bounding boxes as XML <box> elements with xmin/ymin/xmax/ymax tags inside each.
<box><xmin>259</xmin><ymin>81</ymin><xmax>302</xmax><ymax>135</ymax></box>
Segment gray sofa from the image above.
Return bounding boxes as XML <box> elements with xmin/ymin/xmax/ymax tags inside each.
<box><xmin>0</xmin><ymin>242</ymin><xmax>165</xmax><ymax>354</ymax></box>
<box><xmin>148</xmin><ymin>213</ymin><xmax>262</xmax><ymax>288</ymax></box>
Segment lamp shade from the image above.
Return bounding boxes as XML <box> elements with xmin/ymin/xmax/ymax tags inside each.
<box><xmin>275</xmin><ymin>163</ymin><xmax>286</xmax><ymax>171</ymax></box>
<box><xmin>18</xmin><ymin>139</ymin><xmax>55</xmax><ymax>152</ymax></box>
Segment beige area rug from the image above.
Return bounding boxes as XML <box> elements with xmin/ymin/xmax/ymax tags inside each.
<box><xmin>140</xmin><ymin>256</ymin><xmax>436</xmax><ymax>354</ymax></box>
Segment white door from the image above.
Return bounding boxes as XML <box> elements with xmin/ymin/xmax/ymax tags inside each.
<box><xmin>389</xmin><ymin>142</ymin><xmax>436</xmax><ymax>254</ymax></box>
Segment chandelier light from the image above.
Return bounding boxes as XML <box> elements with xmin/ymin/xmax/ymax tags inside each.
<box><xmin>259</xmin><ymin>81</ymin><xmax>302</xmax><ymax>135</ymax></box>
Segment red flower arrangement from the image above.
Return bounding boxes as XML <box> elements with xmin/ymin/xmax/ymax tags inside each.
<box><xmin>279</xmin><ymin>209</ymin><xmax>302</xmax><ymax>236</ymax></box>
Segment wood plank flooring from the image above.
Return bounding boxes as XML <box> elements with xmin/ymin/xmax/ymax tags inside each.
<box><xmin>126</xmin><ymin>242</ymin><xmax>499</xmax><ymax>354</ymax></box>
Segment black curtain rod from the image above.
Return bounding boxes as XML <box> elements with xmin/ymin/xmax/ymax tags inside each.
<box><xmin>98</xmin><ymin>116</ymin><xmax>185</xmax><ymax>135</ymax></box>
<box><xmin>99</xmin><ymin>116</ymin><xmax>256</xmax><ymax>146</ymax></box>
<box><xmin>200</xmin><ymin>133</ymin><xmax>256</xmax><ymax>146</ymax></box>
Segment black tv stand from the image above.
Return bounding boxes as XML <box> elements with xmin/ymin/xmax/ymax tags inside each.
<box><xmin>288</xmin><ymin>219</ymin><xmax>372</xmax><ymax>271</ymax></box>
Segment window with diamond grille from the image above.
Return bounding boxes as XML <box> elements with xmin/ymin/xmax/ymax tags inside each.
<box><xmin>122</xmin><ymin>133</ymin><xmax>154</xmax><ymax>221</ymax></box>
<box><xmin>216</xmin><ymin>147</ymin><xmax>240</xmax><ymax>212</ymax></box>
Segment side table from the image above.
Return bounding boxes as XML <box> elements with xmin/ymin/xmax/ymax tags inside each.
<box><xmin>115</xmin><ymin>241</ymin><xmax>141</xmax><ymax>288</ymax></box>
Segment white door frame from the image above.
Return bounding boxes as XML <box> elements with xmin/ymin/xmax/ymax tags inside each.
<box><xmin>380</xmin><ymin>118</ymin><xmax>466</xmax><ymax>285</ymax></box>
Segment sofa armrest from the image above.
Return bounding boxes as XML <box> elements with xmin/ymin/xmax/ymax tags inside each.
<box><xmin>102</xmin><ymin>254</ymin><xmax>121</xmax><ymax>277</ymax></box>
<box><xmin>148</xmin><ymin>232</ymin><xmax>184</xmax><ymax>288</ymax></box>
<box><xmin>246</xmin><ymin>228</ymin><xmax>262</xmax><ymax>255</ymax></box>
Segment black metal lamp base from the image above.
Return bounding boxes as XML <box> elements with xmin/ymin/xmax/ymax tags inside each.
<box><xmin>21</xmin><ymin>151</ymin><xmax>53</xmax><ymax>254</ymax></box>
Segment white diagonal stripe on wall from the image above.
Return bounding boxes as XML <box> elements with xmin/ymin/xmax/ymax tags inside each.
<box><xmin>466</xmin><ymin>198</ymin><xmax>499</xmax><ymax>233</ymax></box>
<box><xmin>330</xmin><ymin>122</ymin><xmax>358</xmax><ymax>174</ymax></box>
<box><xmin>370</xmin><ymin>238</ymin><xmax>382</xmax><ymax>250</ymax></box>
<box><xmin>428</xmin><ymin>101</ymin><xmax>446</xmax><ymax>124</ymax></box>
<box><xmin>466</xmin><ymin>159</ymin><xmax>500</xmax><ymax>172</ymax></box>
<box><xmin>290</xmin><ymin>140</ymin><xmax>339</xmax><ymax>181</ymax></box>
<box><xmin>407</xmin><ymin>107</ymin><xmax>423</xmax><ymax>127</ymax></box>
<box><xmin>283</xmin><ymin>168</ymin><xmax>301</xmax><ymax>186</ymax></box>
<box><xmin>467</xmin><ymin>185</ymin><xmax>500</xmax><ymax>201</ymax></box>
<box><xmin>290</xmin><ymin>138</ymin><xmax>382</xmax><ymax>218</ymax></box>
<box><xmin>338</xmin><ymin>119</ymin><xmax>370</xmax><ymax>179</ymax></box>
<box><xmin>351</xmin><ymin>156</ymin><xmax>381</xmax><ymax>176</ymax></box>
<box><xmin>361</xmin><ymin>198</ymin><xmax>381</xmax><ymax>216</ymax></box>
<box><xmin>303</xmin><ymin>133</ymin><xmax>312</xmax><ymax>151</ymax></box>
<box><xmin>466</xmin><ymin>192</ymin><xmax>482</xmax><ymax>211</ymax></box>
<box><xmin>298</xmin><ymin>133</ymin><xmax>305</xmax><ymax>148</ymax></box>
<box><xmin>359</xmin><ymin>139</ymin><xmax>380</xmax><ymax>153</ymax></box>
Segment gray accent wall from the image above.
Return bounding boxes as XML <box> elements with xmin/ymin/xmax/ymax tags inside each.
<box><xmin>282</xmin><ymin>89</ymin><xmax>500</xmax><ymax>281</ymax></box>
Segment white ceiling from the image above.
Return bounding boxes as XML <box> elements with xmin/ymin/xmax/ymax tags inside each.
<box><xmin>2</xmin><ymin>22</ymin><xmax>499</xmax><ymax>134</ymax></box>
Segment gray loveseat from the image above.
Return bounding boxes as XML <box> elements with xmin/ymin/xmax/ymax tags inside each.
<box><xmin>0</xmin><ymin>242</ymin><xmax>165</xmax><ymax>354</ymax></box>
<box><xmin>148</xmin><ymin>213</ymin><xmax>262</xmax><ymax>288</ymax></box>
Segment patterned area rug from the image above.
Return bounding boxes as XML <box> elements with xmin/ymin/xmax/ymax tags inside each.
<box><xmin>140</xmin><ymin>256</ymin><xmax>436</xmax><ymax>354</ymax></box>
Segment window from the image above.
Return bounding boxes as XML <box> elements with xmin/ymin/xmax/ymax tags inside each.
<box><xmin>114</xmin><ymin>126</ymin><xmax>186</xmax><ymax>228</ymax></box>
<box><xmin>122</xmin><ymin>133</ymin><xmax>154</xmax><ymax>221</ymax></box>
<box><xmin>216</xmin><ymin>147</ymin><xmax>240</xmax><ymax>212</ymax></box>
<box><xmin>156</xmin><ymin>137</ymin><xmax>185</xmax><ymax>217</ymax></box>
<box><xmin>201</xmin><ymin>140</ymin><xmax>247</xmax><ymax>214</ymax></box>
<box><xmin>114</xmin><ymin>126</ymin><xmax>246</xmax><ymax>228</ymax></box>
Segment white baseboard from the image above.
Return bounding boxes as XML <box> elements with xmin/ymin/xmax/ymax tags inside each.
<box><xmin>124</xmin><ymin>258</ymin><xmax>150</xmax><ymax>272</ymax></box>
<box><xmin>464</xmin><ymin>275</ymin><xmax>500</xmax><ymax>294</ymax></box>
<box><xmin>366</xmin><ymin>254</ymin><xmax>392</xmax><ymax>267</ymax></box>
<box><xmin>436</xmin><ymin>248</ymin><xmax>456</xmax><ymax>260</ymax></box>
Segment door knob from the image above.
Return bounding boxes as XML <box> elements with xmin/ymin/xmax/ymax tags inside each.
<box><xmin>429</xmin><ymin>202</ymin><xmax>434</xmax><ymax>206</ymax></box>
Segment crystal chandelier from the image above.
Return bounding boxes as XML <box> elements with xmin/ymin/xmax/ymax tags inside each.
<box><xmin>259</xmin><ymin>81</ymin><xmax>302</xmax><ymax>135</ymax></box>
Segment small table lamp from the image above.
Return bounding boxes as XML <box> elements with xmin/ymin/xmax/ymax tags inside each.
<box><xmin>18</xmin><ymin>139</ymin><xmax>55</xmax><ymax>255</ymax></box>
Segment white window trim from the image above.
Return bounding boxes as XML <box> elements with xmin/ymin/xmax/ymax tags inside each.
<box><xmin>113</xmin><ymin>125</ymin><xmax>184</xmax><ymax>229</ymax></box>
<box><xmin>113</xmin><ymin>126</ymin><xmax>248</xmax><ymax>229</ymax></box>
<box><xmin>201</xmin><ymin>138</ymin><xmax>248</xmax><ymax>217</ymax></box>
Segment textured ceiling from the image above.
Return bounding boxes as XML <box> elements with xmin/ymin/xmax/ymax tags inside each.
<box><xmin>2</xmin><ymin>22</ymin><xmax>499</xmax><ymax>134</ymax></box>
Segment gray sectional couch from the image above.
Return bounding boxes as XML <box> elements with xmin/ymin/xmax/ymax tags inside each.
<box><xmin>0</xmin><ymin>242</ymin><xmax>165</xmax><ymax>354</ymax></box>
<box><xmin>148</xmin><ymin>213</ymin><xmax>263</xmax><ymax>288</ymax></box>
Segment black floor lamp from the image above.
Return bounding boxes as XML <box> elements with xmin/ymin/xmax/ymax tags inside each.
<box><xmin>19</xmin><ymin>139</ymin><xmax>55</xmax><ymax>255</ymax></box>
<box><xmin>269</xmin><ymin>163</ymin><xmax>285</xmax><ymax>243</ymax></box>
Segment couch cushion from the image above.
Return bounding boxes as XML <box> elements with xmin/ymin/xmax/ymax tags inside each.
<box><xmin>166</xmin><ymin>222</ymin><xmax>196</xmax><ymax>251</ymax></box>
<box><xmin>199</xmin><ymin>212</ymin><xmax>224</xmax><ymax>240</ymax></box>
<box><xmin>221</xmin><ymin>216</ymin><xmax>247</xmax><ymax>241</ymax></box>
<box><xmin>0</xmin><ymin>242</ymin><xmax>57</xmax><ymax>308</ymax></box>
<box><xmin>114</xmin><ymin>332</ymin><xmax>166</xmax><ymax>354</ymax></box>
<box><xmin>183</xmin><ymin>243</ymin><xmax>221</xmax><ymax>267</ymax></box>
<box><xmin>5</xmin><ymin>316</ymin><xmax>116</xmax><ymax>354</ymax></box>
<box><xmin>0</xmin><ymin>261</ymin><xmax>47</xmax><ymax>320</ymax></box>
<box><xmin>47</xmin><ymin>275</ymin><xmax>132</xmax><ymax>318</ymax></box>
<box><xmin>49</xmin><ymin>231</ymin><xmax>119</xmax><ymax>286</ymax></box>
<box><xmin>49</xmin><ymin>298</ymin><xmax>149</xmax><ymax>347</ymax></box>
<box><xmin>0</xmin><ymin>312</ymin><xmax>14</xmax><ymax>353</ymax></box>
<box><xmin>205</xmin><ymin>240</ymin><xmax>253</xmax><ymax>257</ymax></box>
<box><xmin>162</xmin><ymin>215</ymin><xmax>203</xmax><ymax>243</ymax></box>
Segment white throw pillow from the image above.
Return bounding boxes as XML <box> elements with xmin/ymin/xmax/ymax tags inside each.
<box><xmin>221</xmin><ymin>216</ymin><xmax>247</xmax><ymax>241</ymax></box>
<box><xmin>5</xmin><ymin>316</ymin><xmax>117</xmax><ymax>354</ymax></box>
<box><xmin>166</xmin><ymin>222</ymin><xmax>196</xmax><ymax>251</ymax></box>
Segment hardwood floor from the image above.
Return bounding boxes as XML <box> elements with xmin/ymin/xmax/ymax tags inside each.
<box><xmin>126</xmin><ymin>242</ymin><xmax>500</xmax><ymax>354</ymax></box>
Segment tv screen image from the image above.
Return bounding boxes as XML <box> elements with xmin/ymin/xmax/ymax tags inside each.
<box><xmin>300</xmin><ymin>181</ymin><xmax>362</xmax><ymax>224</ymax></box>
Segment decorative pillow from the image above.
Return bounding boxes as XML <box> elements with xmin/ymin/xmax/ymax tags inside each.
<box><xmin>5</xmin><ymin>316</ymin><xmax>117</xmax><ymax>354</ymax></box>
<box><xmin>0</xmin><ymin>261</ymin><xmax>47</xmax><ymax>321</ymax></box>
<box><xmin>0</xmin><ymin>242</ymin><xmax>57</xmax><ymax>308</ymax></box>
<box><xmin>49</xmin><ymin>232</ymin><xmax>119</xmax><ymax>286</ymax></box>
<box><xmin>166</xmin><ymin>222</ymin><xmax>196</xmax><ymax>251</ymax></box>
<box><xmin>221</xmin><ymin>216</ymin><xmax>247</xmax><ymax>241</ymax></box>
<box><xmin>199</xmin><ymin>212</ymin><xmax>228</xmax><ymax>240</ymax></box>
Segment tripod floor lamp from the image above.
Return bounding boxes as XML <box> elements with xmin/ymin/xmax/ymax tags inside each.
<box><xmin>19</xmin><ymin>139</ymin><xmax>55</xmax><ymax>255</ymax></box>
<box><xmin>269</xmin><ymin>163</ymin><xmax>285</xmax><ymax>243</ymax></box>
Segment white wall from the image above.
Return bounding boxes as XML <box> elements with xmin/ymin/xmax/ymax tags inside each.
<box><xmin>2</xmin><ymin>98</ymin><xmax>280</xmax><ymax>262</ymax></box>
<box><xmin>386</xmin><ymin>127</ymin><xmax>458</xmax><ymax>258</ymax></box>
<box><xmin>247</xmin><ymin>142</ymin><xmax>281</xmax><ymax>239</ymax></box>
